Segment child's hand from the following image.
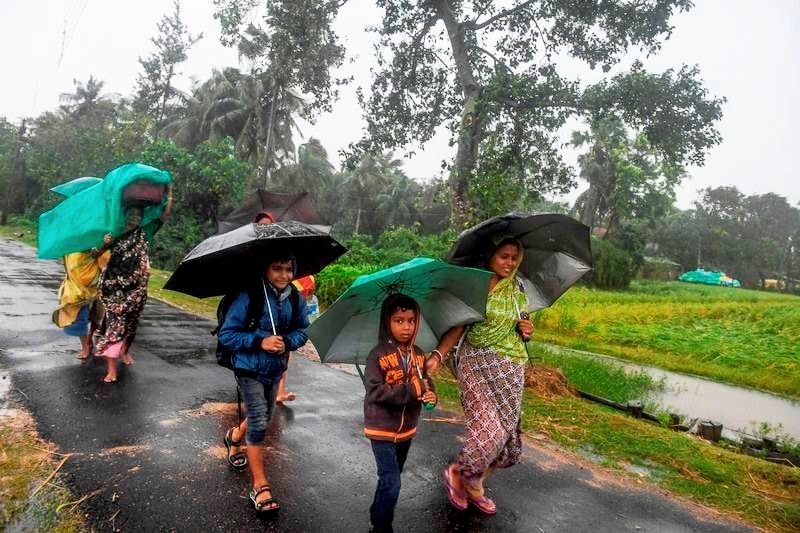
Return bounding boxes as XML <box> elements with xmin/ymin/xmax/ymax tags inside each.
<box><xmin>261</xmin><ymin>336</ymin><xmax>285</xmax><ymax>353</ymax></box>
<box><xmin>421</xmin><ymin>390</ymin><xmax>437</xmax><ymax>406</ymax></box>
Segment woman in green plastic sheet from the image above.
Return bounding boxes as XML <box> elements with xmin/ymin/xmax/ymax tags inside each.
<box><xmin>93</xmin><ymin>187</ymin><xmax>174</xmax><ymax>383</ymax></box>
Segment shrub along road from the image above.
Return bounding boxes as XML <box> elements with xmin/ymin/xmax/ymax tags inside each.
<box><xmin>0</xmin><ymin>238</ymin><xmax>750</xmax><ymax>532</ymax></box>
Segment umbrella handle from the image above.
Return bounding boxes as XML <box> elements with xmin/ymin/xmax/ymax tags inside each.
<box><xmin>411</xmin><ymin>351</ymin><xmax>435</xmax><ymax>409</ymax></box>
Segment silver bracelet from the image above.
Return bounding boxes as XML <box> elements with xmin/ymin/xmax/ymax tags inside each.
<box><xmin>430</xmin><ymin>349</ymin><xmax>444</xmax><ymax>362</ymax></box>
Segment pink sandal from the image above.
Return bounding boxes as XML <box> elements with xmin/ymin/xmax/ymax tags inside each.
<box><xmin>468</xmin><ymin>494</ymin><xmax>497</xmax><ymax>515</ymax></box>
<box><xmin>442</xmin><ymin>468</ymin><xmax>468</xmax><ymax>511</ymax></box>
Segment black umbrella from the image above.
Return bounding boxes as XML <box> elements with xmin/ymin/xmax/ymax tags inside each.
<box><xmin>216</xmin><ymin>190</ymin><xmax>330</xmax><ymax>235</ymax></box>
<box><xmin>164</xmin><ymin>221</ymin><xmax>347</xmax><ymax>298</ymax></box>
<box><xmin>446</xmin><ymin>213</ymin><xmax>592</xmax><ymax>310</ymax></box>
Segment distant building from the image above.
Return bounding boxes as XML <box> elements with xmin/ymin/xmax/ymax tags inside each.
<box><xmin>638</xmin><ymin>256</ymin><xmax>683</xmax><ymax>281</ymax></box>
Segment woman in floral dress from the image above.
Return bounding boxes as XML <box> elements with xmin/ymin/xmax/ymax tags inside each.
<box><xmin>94</xmin><ymin>191</ymin><xmax>172</xmax><ymax>382</ymax></box>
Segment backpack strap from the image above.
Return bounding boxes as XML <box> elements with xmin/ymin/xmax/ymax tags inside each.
<box><xmin>245</xmin><ymin>285</ymin><xmax>266</xmax><ymax>332</ymax></box>
<box><xmin>289</xmin><ymin>285</ymin><xmax>302</xmax><ymax>329</ymax></box>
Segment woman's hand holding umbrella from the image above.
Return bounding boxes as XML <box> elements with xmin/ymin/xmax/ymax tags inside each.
<box><xmin>517</xmin><ymin>317</ymin><xmax>533</xmax><ymax>340</ymax></box>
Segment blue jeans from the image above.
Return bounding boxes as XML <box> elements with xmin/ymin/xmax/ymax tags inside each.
<box><xmin>63</xmin><ymin>305</ymin><xmax>90</xmax><ymax>337</ymax></box>
<box><xmin>235</xmin><ymin>374</ymin><xmax>277</xmax><ymax>445</ymax></box>
<box><xmin>369</xmin><ymin>439</ymin><xmax>412</xmax><ymax>533</ymax></box>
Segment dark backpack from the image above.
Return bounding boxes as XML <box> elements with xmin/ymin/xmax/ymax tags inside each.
<box><xmin>212</xmin><ymin>284</ymin><xmax>302</xmax><ymax>370</ymax></box>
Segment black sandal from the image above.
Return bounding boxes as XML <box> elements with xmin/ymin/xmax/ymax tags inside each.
<box><xmin>249</xmin><ymin>485</ymin><xmax>280</xmax><ymax>513</ymax></box>
<box><xmin>224</xmin><ymin>428</ymin><xmax>247</xmax><ymax>469</ymax></box>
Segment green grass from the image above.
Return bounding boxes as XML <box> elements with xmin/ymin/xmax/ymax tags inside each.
<box><xmin>148</xmin><ymin>268</ymin><xmax>218</xmax><ymax>320</ymax></box>
<box><xmin>0</xmin><ymin>416</ymin><xmax>84</xmax><ymax>531</ymax></box>
<box><xmin>0</xmin><ymin>218</ymin><xmax>38</xmax><ymax>247</ymax></box>
<box><xmin>533</xmin><ymin>280</ymin><xmax>800</xmax><ymax>398</ymax></box>
<box><xmin>529</xmin><ymin>341</ymin><xmax>665</xmax><ymax>404</ymax></box>
<box><xmin>432</xmin><ymin>377</ymin><xmax>800</xmax><ymax>533</ymax></box>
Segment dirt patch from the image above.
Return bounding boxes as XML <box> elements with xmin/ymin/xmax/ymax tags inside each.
<box><xmin>524</xmin><ymin>364</ymin><xmax>578</xmax><ymax>399</ymax></box>
<box><xmin>205</xmin><ymin>446</ymin><xmax>228</xmax><ymax>461</ymax></box>
<box><xmin>99</xmin><ymin>444</ymin><xmax>150</xmax><ymax>457</ymax></box>
<box><xmin>183</xmin><ymin>402</ymin><xmax>238</xmax><ymax>418</ymax></box>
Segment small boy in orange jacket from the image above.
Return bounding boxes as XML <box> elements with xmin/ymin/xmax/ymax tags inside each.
<box><xmin>363</xmin><ymin>293</ymin><xmax>437</xmax><ymax>532</ymax></box>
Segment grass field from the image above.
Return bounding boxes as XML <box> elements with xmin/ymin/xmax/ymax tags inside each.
<box><xmin>533</xmin><ymin>280</ymin><xmax>800</xmax><ymax>398</ymax></box>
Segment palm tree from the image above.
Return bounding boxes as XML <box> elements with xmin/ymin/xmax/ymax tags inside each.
<box><xmin>162</xmin><ymin>67</ymin><xmax>302</xmax><ymax>187</ymax></box>
<box><xmin>58</xmin><ymin>76</ymin><xmax>118</xmax><ymax>124</ymax></box>
<box><xmin>346</xmin><ymin>152</ymin><xmax>404</xmax><ymax>234</ymax></box>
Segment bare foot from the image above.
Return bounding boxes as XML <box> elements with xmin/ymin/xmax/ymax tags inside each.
<box><xmin>121</xmin><ymin>353</ymin><xmax>134</xmax><ymax>365</ymax></box>
<box><xmin>76</xmin><ymin>351</ymin><xmax>90</xmax><ymax>360</ymax></box>
<box><xmin>103</xmin><ymin>374</ymin><xmax>117</xmax><ymax>383</ymax></box>
<box><xmin>276</xmin><ymin>392</ymin><xmax>296</xmax><ymax>404</ymax></box>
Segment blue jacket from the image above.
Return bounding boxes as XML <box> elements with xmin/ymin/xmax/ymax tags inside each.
<box><xmin>218</xmin><ymin>282</ymin><xmax>309</xmax><ymax>381</ymax></box>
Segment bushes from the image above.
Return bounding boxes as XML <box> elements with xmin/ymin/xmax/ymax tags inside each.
<box><xmin>318</xmin><ymin>226</ymin><xmax>458</xmax><ymax>306</ymax></box>
<box><xmin>590</xmin><ymin>237</ymin><xmax>636</xmax><ymax>289</ymax></box>
<box><xmin>337</xmin><ymin>225</ymin><xmax>457</xmax><ymax>268</ymax></box>
<box><xmin>315</xmin><ymin>263</ymin><xmax>376</xmax><ymax>306</ymax></box>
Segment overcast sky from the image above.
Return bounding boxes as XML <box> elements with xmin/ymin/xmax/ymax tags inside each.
<box><xmin>2</xmin><ymin>0</ymin><xmax>798</xmax><ymax>209</ymax></box>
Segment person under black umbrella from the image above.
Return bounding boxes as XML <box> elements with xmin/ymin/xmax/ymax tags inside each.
<box><xmin>426</xmin><ymin>213</ymin><xmax>590</xmax><ymax>515</ymax></box>
<box><xmin>219</xmin><ymin>250</ymin><xmax>310</xmax><ymax>514</ymax></box>
<box><xmin>426</xmin><ymin>237</ymin><xmax>531</xmax><ymax>515</ymax></box>
<box><xmin>251</xmin><ymin>210</ymin><xmax>297</xmax><ymax>404</ymax></box>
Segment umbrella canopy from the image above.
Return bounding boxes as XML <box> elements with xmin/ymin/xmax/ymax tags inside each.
<box><xmin>164</xmin><ymin>221</ymin><xmax>347</xmax><ymax>298</ymax></box>
<box><xmin>307</xmin><ymin>257</ymin><xmax>492</xmax><ymax>364</ymax></box>
<box><xmin>50</xmin><ymin>176</ymin><xmax>102</xmax><ymax>198</ymax></box>
<box><xmin>447</xmin><ymin>213</ymin><xmax>592</xmax><ymax>311</ymax></box>
<box><xmin>217</xmin><ymin>190</ymin><xmax>330</xmax><ymax>234</ymax></box>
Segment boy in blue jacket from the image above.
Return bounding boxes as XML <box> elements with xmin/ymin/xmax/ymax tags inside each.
<box><xmin>218</xmin><ymin>252</ymin><xmax>309</xmax><ymax>513</ymax></box>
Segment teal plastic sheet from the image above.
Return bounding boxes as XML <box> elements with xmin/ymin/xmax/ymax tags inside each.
<box><xmin>38</xmin><ymin>163</ymin><xmax>172</xmax><ymax>259</ymax></box>
<box><xmin>50</xmin><ymin>176</ymin><xmax>102</xmax><ymax>197</ymax></box>
<box><xmin>678</xmin><ymin>269</ymin><xmax>741</xmax><ymax>287</ymax></box>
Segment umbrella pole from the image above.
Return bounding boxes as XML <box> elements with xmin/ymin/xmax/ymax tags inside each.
<box><xmin>355</xmin><ymin>363</ymin><xmax>366</xmax><ymax>386</ymax></box>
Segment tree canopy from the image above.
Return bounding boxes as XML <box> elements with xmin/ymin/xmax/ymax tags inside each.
<box><xmin>212</xmin><ymin>0</ymin><xmax>724</xmax><ymax>226</ymax></box>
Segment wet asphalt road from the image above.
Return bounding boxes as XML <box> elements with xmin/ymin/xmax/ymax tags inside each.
<box><xmin>0</xmin><ymin>237</ymin><xmax>750</xmax><ymax>532</ymax></box>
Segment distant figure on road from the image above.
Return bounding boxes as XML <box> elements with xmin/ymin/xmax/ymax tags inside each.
<box><xmin>363</xmin><ymin>293</ymin><xmax>437</xmax><ymax>533</ymax></box>
<box><xmin>426</xmin><ymin>238</ymin><xmax>532</xmax><ymax>515</ymax></box>
<box><xmin>93</xmin><ymin>189</ymin><xmax>173</xmax><ymax>383</ymax></box>
<box><xmin>52</xmin><ymin>234</ymin><xmax>112</xmax><ymax>359</ymax></box>
<box><xmin>218</xmin><ymin>252</ymin><xmax>309</xmax><ymax>514</ymax></box>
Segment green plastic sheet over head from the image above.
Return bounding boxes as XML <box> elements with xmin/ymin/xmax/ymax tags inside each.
<box><xmin>37</xmin><ymin>163</ymin><xmax>172</xmax><ymax>259</ymax></box>
<box><xmin>50</xmin><ymin>176</ymin><xmax>102</xmax><ymax>198</ymax></box>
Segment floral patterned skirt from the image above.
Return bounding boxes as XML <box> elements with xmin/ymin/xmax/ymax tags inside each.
<box><xmin>93</xmin><ymin>229</ymin><xmax>149</xmax><ymax>358</ymax></box>
<box><xmin>455</xmin><ymin>339</ymin><xmax>525</xmax><ymax>488</ymax></box>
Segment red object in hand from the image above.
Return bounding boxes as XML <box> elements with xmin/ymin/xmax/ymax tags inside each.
<box><xmin>123</xmin><ymin>181</ymin><xmax>166</xmax><ymax>205</ymax></box>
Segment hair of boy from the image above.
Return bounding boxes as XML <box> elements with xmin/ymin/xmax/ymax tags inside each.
<box><xmin>263</xmin><ymin>251</ymin><xmax>298</xmax><ymax>277</ymax></box>
<box><xmin>378</xmin><ymin>293</ymin><xmax>420</xmax><ymax>344</ymax></box>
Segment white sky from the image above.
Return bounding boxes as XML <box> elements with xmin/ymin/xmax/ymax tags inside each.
<box><xmin>1</xmin><ymin>0</ymin><xmax>798</xmax><ymax>209</ymax></box>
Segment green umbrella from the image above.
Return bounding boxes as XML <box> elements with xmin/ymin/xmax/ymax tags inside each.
<box><xmin>307</xmin><ymin>257</ymin><xmax>492</xmax><ymax>364</ymax></box>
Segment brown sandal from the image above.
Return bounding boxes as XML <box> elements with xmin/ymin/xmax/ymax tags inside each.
<box><xmin>249</xmin><ymin>485</ymin><xmax>280</xmax><ymax>513</ymax></box>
